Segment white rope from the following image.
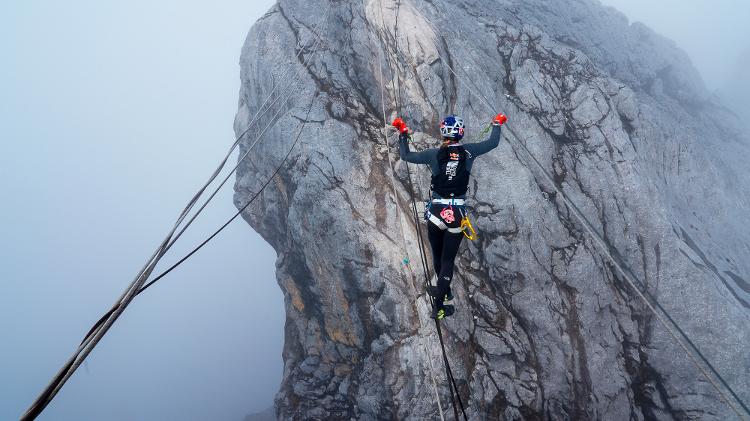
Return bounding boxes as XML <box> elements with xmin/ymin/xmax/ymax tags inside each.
<box><xmin>418</xmin><ymin>16</ymin><xmax>748</xmax><ymax>421</ymax></box>
<box><xmin>370</xmin><ymin>1</ymin><xmax>446</xmax><ymax>419</ymax></box>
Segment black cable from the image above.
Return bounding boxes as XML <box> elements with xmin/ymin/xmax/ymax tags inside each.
<box><xmin>392</xmin><ymin>13</ymin><xmax>748</xmax><ymax>417</ymax></box>
<box><xmin>436</xmin><ymin>319</ymin><xmax>468</xmax><ymax>419</ymax></box>
<box><xmin>140</xmin><ymin>109</ymin><xmax>312</xmax><ymax>293</ymax></box>
<box><xmin>379</xmin><ymin>12</ymin><xmax>469</xmax><ymax>419</ymax></box>
<box><xmin>77</xmin><ymin>105</ymin><xmax>295</xmax><ymax>349</ymax></box>
<box><xmin>504</xmin><ymin>121</ymin><xmax>750</xmax><ymax>418</ymax></box>
<box><xmin>75</xmin><ymin>94</ymin><xmax>317</xmax><ymax>359</ymax></box>
<box><xmin>21</xmin><ymin>6</ymin><xmax>333</xmax><ymax>419</ymax></box>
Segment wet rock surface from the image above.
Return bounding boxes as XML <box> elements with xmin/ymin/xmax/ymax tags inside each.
<box><xmin>234</xmin><ymin>1</ymin><xmax>750</xmax><ymax>419</ymax></box>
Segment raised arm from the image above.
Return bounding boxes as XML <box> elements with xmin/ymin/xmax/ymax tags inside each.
<box><xmin>398</xmin><ymin>133</ymin><xmax>436</xmax><ymax>164</ymax></box>
<box><xmin>464</xmin><ymin>113</ymin><xmax>507</xmax><ymax>157</ymax></box>
<box><xmin>392</xmin><ymin>117</ymin><xmax>436</xmax><ymax>165</ymax></box>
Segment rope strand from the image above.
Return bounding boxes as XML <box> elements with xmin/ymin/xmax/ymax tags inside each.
<box><xmin>372</xmin><ymin>1</ymin><xmax>450</xmax><ymax>419</ymax></box>
<box><xmin>419</xmin><ymin>16</ymin><xmax>749</xmax><ymax>420</ymax></box>
<box><xmin>20</xmin><ymin>5</ymin><xmax>333</xmax><ymax>419</ymax></box>
<box><xmin>378</xmin><ymin>2</ymin><xmax>469</xmax><ymax>419</ymax></box>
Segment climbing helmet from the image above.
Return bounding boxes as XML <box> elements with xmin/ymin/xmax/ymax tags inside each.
<box><xmin>439</xmin><ymin>115</ymin><xmax>465</xmax><ymax>140</ymax></box>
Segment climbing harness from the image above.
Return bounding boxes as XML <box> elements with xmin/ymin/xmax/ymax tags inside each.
<box><xmin>425</xmin><ymin>198</ymin><xmax>471</xmax><ymax>237</ymax></box>
<box><xmin>375</xmin><ymin>3</ymin><xmax>469</xmax><ymax>420</ymax></box>
<box><xmin>370</xmin><ymin>2</ymin><xmax>450</xmax><ymax>420</ymax></box>
<box><xmin>426</xmin><ymin>205</ymin><xmax>463</xmax><ymax>234</ymax></box>
<box><xmin>373</xmin><ymin>1</ymin><xmax>474</xmax><ymax>419</ymax></box>
<box><xmin>431</xmin><ymin>198</ymin><xmax>466</xmax><ymax>205</ymax></box>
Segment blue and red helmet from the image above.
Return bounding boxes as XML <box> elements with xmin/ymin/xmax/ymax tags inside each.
<box><xmin>440</xmin><ymin>115</ymin><xmax>464</xmax><ymax>141</ymax></box>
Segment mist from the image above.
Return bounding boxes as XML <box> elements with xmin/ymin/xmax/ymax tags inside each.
<box><xmin>598</xmin><ymin>0</ymin><xmax>750</xmax><ymax>118</ymax></box>
<box><xmin>1</xmin><ymin>0</ymin><xmax>748</xmax><ymax>421</ymax></box>
<box><xmin>1</xmin><ymin>1</ymin><xmax>279</xmax><ymax>420</ymax></box>
<box><xmin>723</xmin><ymin>47</ymin><xmax>750</xmax><ymax>118</ymax></box>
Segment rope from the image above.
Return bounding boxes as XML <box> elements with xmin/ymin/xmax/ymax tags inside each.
<box><xmin>72</xmin><ymin>23</ymin><xmax>331</xmax><ymax>366</ymax></box>
<box><xmin>371</xmin><ymin>1</ymin><xmax>447</xmax><ymax>419</ymax></box>
<box><xmin>386</xmin><ymin>5</ymin><xmax>468</xmax><ymax>419</ymax></box>
<box><xmin>27</xmin><ymin>87</ymin><xmax>320</xmax><ymax>421</ymax></box>
<box><xmin>76</xmin><ymin>7</ymin><xmax>335</xmax><ymax>349</ymax></box>
<box><xmin>161</xmin><ymin>4</ymin><xmax>333</xmax><ymax>253</ymax></box>
<box><xmin>376</xmin><ymin>2</ymin><xmax>469</xmax><ymax>419</ymax></box>
<box><xmin>20</xmin><ymin>5</ymin><xmax>332</xmax><ymax>419</ymax></box>
<box><xmin>392</xmin><ymin>42</ymin><xmax>471</xmax><ymax>421</ymax></box>
<box><xmin>76</xmin><ymin>81</ymin><xmax>327</xmax><ymax>345</ymax></box>
<box><xmin>143</xmin><ymin>91</ymin><xmax>318</xmax><ymax>295</ymax></box>
<box><xmin>418</xmin><ymin>16</ymin><xmax>750</xmax><ymax>421</ymax></box>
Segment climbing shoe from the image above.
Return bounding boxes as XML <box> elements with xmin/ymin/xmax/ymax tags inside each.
<box><xmin>427</xmin><ymin>285</ymin><xmax>454</xmax><ymax>305</ymax></box>
<box><xmin>431</xmin><ymin>305</ymin><xmax>455</xmax><ymax>320</ymax></box>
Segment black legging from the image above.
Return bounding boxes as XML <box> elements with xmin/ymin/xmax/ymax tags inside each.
<box><xmin>427</xmin><ymin>221</ymin><xmax>464</xmax><ymax>309</ymax></box>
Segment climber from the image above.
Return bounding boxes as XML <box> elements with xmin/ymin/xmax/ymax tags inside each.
<box><xmin>392</xmin><ymin>113</ymin><xmax>507</xmax><ymax>319</ymax></box>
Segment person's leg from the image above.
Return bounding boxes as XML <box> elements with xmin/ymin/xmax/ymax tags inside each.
<box><xmin>436</xmin><ymin>231</ymin><xmax>464</xmax><ymax>302</ymax></box>
<box><xmin>427</xmin><ymin>220</ymin><xmax>444</xmax><ymax>282</ymax></box>
<box><xmin>427</xmin><ymin>221</ymin><xmax>449</xmax><ymax>318</ymax></box>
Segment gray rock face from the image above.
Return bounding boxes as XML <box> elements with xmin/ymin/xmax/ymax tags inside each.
<box><xmin>234</xmin><ymin>1</ymin><xmax>750</xmax><ymax>419</ymax></box>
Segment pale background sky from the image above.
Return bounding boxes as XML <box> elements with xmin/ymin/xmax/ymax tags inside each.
<box><xmin>1</xmin><ymin>1</ymin><xmax>279</xmax><ymax>420</ymax></box>
<box><xmin>599</xmin><ymin>0</ymin><xmax>750</xmax><ymax>114</ymax></box>
<box><xmin>0</xmin><ymin>1</ymin><xmax>747</xmax><ymax>421</ymax></box>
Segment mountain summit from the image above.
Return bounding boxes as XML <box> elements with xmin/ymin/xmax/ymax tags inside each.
<box><xmin>234</xmin><ymin>0</ymin><xmax>750</xmax><ymax>419</ymax></box>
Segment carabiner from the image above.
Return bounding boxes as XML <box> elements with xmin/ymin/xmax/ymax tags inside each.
<box><xmin>461</xmin><ymin>216</ymin><xmax>478</xmax><ymax>240</ymax></box>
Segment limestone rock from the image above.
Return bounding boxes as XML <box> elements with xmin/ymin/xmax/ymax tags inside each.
<box><xmin>234</xmin><ymin>1</ymin><xmax>750</xmax><ymax>419</ymax></box>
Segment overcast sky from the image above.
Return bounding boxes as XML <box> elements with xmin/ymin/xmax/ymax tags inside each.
<box><xmin>598</xmin><ymin>0</ymin><xmax>750</xmax><ymax>114</ymax></box>
<box><xmin>0</xmin><ymin>1</ymin><xmax>748</xmax><ymax>421</ymax></box>
<box><xmin>1</xmin><ymin>1</ymin><xmax>278</xmax><ymax>420</ymax></box>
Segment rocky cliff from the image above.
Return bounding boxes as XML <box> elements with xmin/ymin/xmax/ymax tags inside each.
<box><xmin>233</xmin><ymin>0</ymin><xmax>750</xmax><ymax>419</ymax></box>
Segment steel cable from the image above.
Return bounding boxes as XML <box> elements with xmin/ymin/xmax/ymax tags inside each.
<box><xmin>376</xmin><ymin>2</ymin><xmax>469</xmax><ymax>419</ymax></box>
<box><xmin>419</xmin><ymin>16</ymin><xmax>749</xmax><ymax>420</ymax></box>
<box><xmin>20</xmin><ymin>4</ymin><xmax>332</xmax><ymax>419</ymax></box>
<box><xmin>371</xmin><ymin>1</ymin><xmax>448</xmax><ymax>419</ymax></box>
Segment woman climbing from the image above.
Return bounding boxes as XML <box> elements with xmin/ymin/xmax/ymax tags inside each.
<box><xmin>392</xmin><ymin>113</ymin><xmax>507</xmax><ymax>319</ymax></box>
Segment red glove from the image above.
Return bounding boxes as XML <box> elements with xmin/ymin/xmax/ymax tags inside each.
<box><xmin>492</xmin><ymin>113</ymin><xmax>508</xmax><ymax>126</ymax></box>
<box><xmin>391</xmin><ymin>117</ymin><xmax>409</xmax><ymax>134</ymax></box>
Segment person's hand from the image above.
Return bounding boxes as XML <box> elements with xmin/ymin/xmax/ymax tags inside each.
<box><xmin>391</xmin><ymin>117</ymin><xmax>409</xmax><ymax>134</ymax></box>
<box><xmin>492</xmin><ymin>113</ymin><xmax>508</xmax><ymax>126</ymax></box>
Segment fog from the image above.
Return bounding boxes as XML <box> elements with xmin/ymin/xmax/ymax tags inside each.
<box><xmin>1</xmin><ymin>1</ymin><xmax>278</xmax><ymax>420</ymax></box>
<box><xmin>599</xmin><ymin>0</ymin><xmax>750</xmax><ymax>117</ymax></box>
<box><xmin>723</xmin><ymin>46</ymin><xmax>750</xmax><ymax>118</ymax></box>
<box><xmin>1</xmin><ymin>1</ymin><xmax>748</xmax><ymax>421</ymax></box>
